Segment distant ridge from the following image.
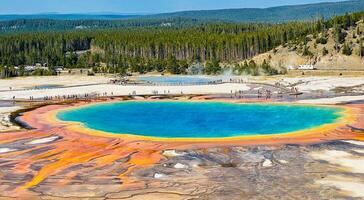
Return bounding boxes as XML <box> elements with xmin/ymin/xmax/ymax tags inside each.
<box><xmin>0</xmin><ymin>0</ymin><xmax>363</xmax><ymax>22</ymax></box>
<box><xmin>0</xmin><ymin>14</ymin><xmax>140</xmax><ymax>21</ymax></box>
<box><xmin>147</xmin><ymin>0</ymin><xmax>364</xmax><ymax>22</ymax></box>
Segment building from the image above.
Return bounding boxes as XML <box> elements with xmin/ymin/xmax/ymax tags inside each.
<box><xmin>54</xmin><ymin>66</ymin><xmax>64</xmax><ymax>73</ymax></box>
<box><xmin>287</xmin><ymin>65</ymin><xmax>297</xmax><ymax>70</ymax></box>
<box><xmin>297</xmin><ymin>65</ymin><xmax>316</xmax><ymax>70</ymax></box>
<box><xmin>24</xmin><ymin>63</ymin><xmax>49</xmax><ymax>72</ymax></box>
<box><xmin>25</xmin><ymin>66</ymin><xmax>36</xmax><ymax>72</ymax></box>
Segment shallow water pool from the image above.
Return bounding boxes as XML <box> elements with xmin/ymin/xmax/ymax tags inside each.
<box><xmin>137</xmin><ymin>76</ymin><xmax>219</xmax><ymax>85</ymax></box>
<box><xmin>57</xmin><ymin>101</ymin><xmax>343</xmax><ymax>138</ymax></box>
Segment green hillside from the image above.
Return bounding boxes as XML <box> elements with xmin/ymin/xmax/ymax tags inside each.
<box><xmin>149</xmin><ymin>0</ymin><xmax>364</xmax><ymax>22</ymax></box>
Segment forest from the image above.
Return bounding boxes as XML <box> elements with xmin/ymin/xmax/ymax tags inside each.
<box><xmin>0</xmin><ymin>18</ymin><xmax>208</xmax><ymax>33</ymax></box>
<box><xmin>0</xmin><ymin>10</ymin><xmax>363</xmax><ymax>78</ymax></box>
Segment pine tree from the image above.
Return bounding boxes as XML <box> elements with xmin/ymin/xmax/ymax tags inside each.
<box><xmin>342</xmin><ymin>43</ymin><xmax>352</xmax><ymax>55</ymax></box>
<box><xmin>322</xmin><ymin>47</ymin><xmax>329</xmax><ymax>56</ymax></box>
<box><xmin>204</xmin><ymin>59</ymin><xmax>221</xmax><ymax>75</ymax></box>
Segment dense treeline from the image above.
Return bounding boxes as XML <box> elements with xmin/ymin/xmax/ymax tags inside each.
<box><xmin>95</xmin><ymin>24</ymin><xmax>308</xmax><ymax>59</ymax></box>
<box><xmin>0</xmin><ymin>18</ymin><xmax>208</xmax><ymax>33</ymax></box>
<box><xmin>0</xmin><ymin>10</ymin><xmax>363</xmax><ymax>77</ymax></box>
<box><xmin>0</xmin><ymin>32</ymin><xmax>92</xmax><ymax>66</ymax></box>
<box><xmin>0</xmin><ymin>22</ymin><xmax>317</xmax><ymax>72</ymax></box>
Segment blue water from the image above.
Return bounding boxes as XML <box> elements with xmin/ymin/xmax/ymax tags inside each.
<box><xmin>137</xmin><ymin>76</ymin><xmax>217</xmax><ymax>85</ymax></box>
<box><xmin>32</xmin><ymin>84</ymin><xmax>62</xmax><ymax>89</ymax></box>
<box><xmin>57</xmin><ymin>102</ymin><xmax>342</xmax><ymax>138</ymax></box>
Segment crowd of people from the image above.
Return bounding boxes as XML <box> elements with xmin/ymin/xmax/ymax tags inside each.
<box><xmin>9</xmin><ymin>86</ymin><xmax>300</xmax><ymax>102</ymax></box>
<box><xmin>257</xmin><ymin>89</ymin><xmax>272</xmax><ymax>99</ymax></box>
<box><xmin>7</xmin><ymin>78</ymin><xmax>301</xmax><ymax>102</ymax></box>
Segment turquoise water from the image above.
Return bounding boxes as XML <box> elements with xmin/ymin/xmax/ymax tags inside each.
<box><xmin>57</xmin><ymin>102</ymin><xmax>342</xmax><ymax>138</ymax></box>
<box><xmin>137</xmin><ymin>76</ymin><xmax>217</xmax><ymax>85</ymax></box>
<box><xmin>32</xmin><ymin>84</ymin><xmax>62</xmax><ymax>89</ymax></box>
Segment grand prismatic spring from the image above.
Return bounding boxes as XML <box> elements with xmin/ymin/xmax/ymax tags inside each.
<box><xmin>57</xmin><ymin>101</ymin><xmax>344</xmax><ymax>138</ymax></box>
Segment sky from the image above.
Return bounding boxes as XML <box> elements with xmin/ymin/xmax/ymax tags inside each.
<box><xmin>0</xmin><ymin>0</ymin><xmax>342</xmax><ymax>14</ymax></box>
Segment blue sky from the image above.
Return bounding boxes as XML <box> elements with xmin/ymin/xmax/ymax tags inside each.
<box><xmin>0</xmin><ymin>0</ymin><xmax>342</xmax><ymax>14</ymax></box>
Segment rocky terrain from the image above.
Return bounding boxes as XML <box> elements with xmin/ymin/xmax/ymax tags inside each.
<box><xmin>0</xmin><ymin>105</ymin><xmax>21</xmax><ymax>133</ymax></box>
<box><xmin>1</xmin><ymin>137</ymin><xmax>364</xmax><ymax>199</ymax></box>
<box><xmin>249</xmin><ymin>20</ymin><xmax>364</xmax><ymax>71</ymax></box>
